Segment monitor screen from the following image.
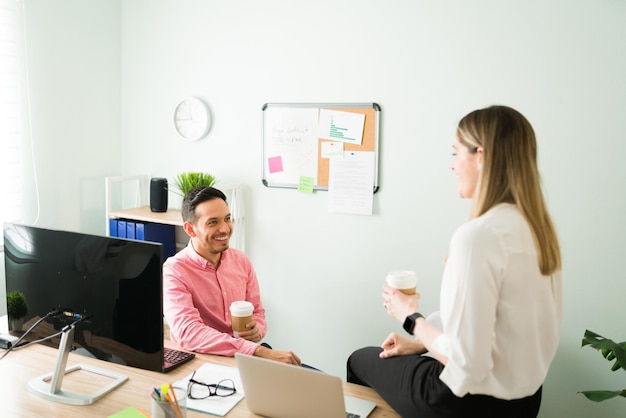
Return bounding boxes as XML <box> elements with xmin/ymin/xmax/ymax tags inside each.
<box><xmin>3</xmin><ymin>222</ymin><xmax>164</xmax><ymax>372</ymax></box>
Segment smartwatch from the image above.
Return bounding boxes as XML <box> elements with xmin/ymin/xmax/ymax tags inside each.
<box><xmin>403</xmin><ymin>313</ymin><xmax>424</xmax><ymax>335</ymax></box>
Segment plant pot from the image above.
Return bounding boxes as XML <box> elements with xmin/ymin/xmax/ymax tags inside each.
<box><xmin>10</xmin><ymin>318</ymin><xmax>24</xmax><ymax>332</ymax></box>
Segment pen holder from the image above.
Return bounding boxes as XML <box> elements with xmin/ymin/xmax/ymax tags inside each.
<box><xmin>151</xmin><ymin>386</ymin><xmax>186</xmax><ymax>418</ymax></box>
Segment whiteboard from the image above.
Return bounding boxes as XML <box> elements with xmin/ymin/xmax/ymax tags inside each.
<box><xmin>262</xmin><ymin>103</ymin><xmax>380</xmax><ymax>192</ymax></box>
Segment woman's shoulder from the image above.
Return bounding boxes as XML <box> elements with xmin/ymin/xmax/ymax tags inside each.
<box><xmin>455</xmin><ymin>203</ymin><xmax>533</xmax><ymax>255</ymax></box>
<box><xmin>454</xmin><ymin>204</ymin><xmax>524</xmax><ymax>242</ymax></box>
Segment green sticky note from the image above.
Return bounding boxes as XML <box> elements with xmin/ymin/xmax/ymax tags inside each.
<box><xmin>297</xmin><ymin>176</ymin><xmax>314</xmax><ymax>193</ymax></box>
<box><xmin>107</xmin><ymin>406</ymin><xmax>149</xmax><ymax>418</ymax></box>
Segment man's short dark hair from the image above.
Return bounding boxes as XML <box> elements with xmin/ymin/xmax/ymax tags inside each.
<box><xmin>182</xmin><ymin>186</ymin><xmax>227</xmax><ymax>223</ymax></box>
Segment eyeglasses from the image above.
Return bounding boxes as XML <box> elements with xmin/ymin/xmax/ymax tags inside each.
<box><xmin>187</xmin><ymin>370</ymin><xmax>237</xmax><ymax>400</ymax></box>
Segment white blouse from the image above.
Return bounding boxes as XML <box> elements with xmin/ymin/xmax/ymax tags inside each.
<box><xmin>432</xmin><ymin>203</ymin><xmax>562</xmax><ymax>399</ymax></box>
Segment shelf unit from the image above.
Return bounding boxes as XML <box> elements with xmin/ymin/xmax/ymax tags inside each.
<box><xmin>105</xmin><ymin>176</ymin><xmax>245</xmax><ymax>253</ymax></box>
<box><xmin>107</xmin><ymin>206</ymin><xmax>183</xmax><ymax>227</ymax></box>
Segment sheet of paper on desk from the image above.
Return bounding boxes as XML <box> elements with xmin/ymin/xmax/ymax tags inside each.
<box><xmin>174</xmin><ymin>362</ymin><xmax>245</xmax><ymax>416</ymax></box>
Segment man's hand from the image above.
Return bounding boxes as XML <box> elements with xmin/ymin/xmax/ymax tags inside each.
<box><xmin>254</xmin><ymin>345</ymin><xmax>302</xmax><ymax>366</ymax></box>
<box><xmin>238</xmin><ymin>320</ymin><xmax>262</xmax><ymax>342</ymax></box>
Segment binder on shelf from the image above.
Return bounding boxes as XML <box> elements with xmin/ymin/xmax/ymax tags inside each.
<box><xmin>109</xmin><ymin>219</ymin><xmax>118</xmax><ymax>237</ymax></box>
<box><xmin>135</xmin><ymin>222</ymin><xmax>176</xmax><ymax>261</ymax></box>
<box><xmin>126</xmin><ymin>221</ymin><xmax>136</xmax><ymax>240</ymax></box>
<box><xmin>117</xmin><ymin>220</ymin><xmax>127</xmax><ymax>238</ymax></box>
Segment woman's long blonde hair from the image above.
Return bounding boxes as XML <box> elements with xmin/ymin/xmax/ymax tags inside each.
<box><xmin>457</xmin><ymin>105</ymin><xmax>561</xmax><ymax>276</ymax></box>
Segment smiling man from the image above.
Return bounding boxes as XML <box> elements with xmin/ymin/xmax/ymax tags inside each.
<box><xmin>163</xmin><ymin>186</ymin><xmax>301</xmax><ymax>365</ymax></box>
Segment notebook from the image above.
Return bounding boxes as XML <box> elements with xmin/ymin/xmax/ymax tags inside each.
<box><xmin>235</xmin><ymin>353</ymin><xmax>377</xmax><ymax>418</ymax></box>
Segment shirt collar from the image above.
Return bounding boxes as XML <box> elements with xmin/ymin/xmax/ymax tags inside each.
<box><xmin>185</xmin><ymin>240</ymin><xmax>228</xmax><ymax>269</ymax></box>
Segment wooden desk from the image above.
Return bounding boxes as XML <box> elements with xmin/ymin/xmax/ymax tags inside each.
<box><xmin>0</xmin><ymin>340</ymin><xmax>400</xmax><ymax>417</ymax></box>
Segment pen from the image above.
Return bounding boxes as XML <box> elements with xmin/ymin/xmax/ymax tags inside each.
<box><xmin>168</xmin><ymin>384</ymin><xmax>183</xmax><ymax>418</ymax></box>
<box><xmin>169</xmin><ymin>383</ymin><xmax>179</xmax><ymax>403</ymax></box>
<box><xmin>134</xmin><ymin>406</ymin><xmax>150</xmax><ymax>417</ymax></box>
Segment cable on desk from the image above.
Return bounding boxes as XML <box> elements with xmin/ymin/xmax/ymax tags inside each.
<box><xmin>0</xmin><ymin>307</ymin><xmax>89</xmax><ymax>361</ymax></box>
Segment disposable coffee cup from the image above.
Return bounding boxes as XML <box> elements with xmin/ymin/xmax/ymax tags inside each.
<box><xmin>151</xmin><ymin>386</ymin><xmax>186</xmax><ymax>418</ymax></box>
<box><xmin>385</xmin><ymin>270</ymin><xmax>418</xmax><ymax>295</ymax></box>
<box><xmin>230</xmin><ymin>300</ymin><xmax>254</xmax><ymax>337</ymax></box>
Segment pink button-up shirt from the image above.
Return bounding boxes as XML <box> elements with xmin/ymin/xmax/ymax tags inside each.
<box><xmin>163</xmin><ymin>243</ymin><xmax>267</xmax><ymax>356</ymax></box>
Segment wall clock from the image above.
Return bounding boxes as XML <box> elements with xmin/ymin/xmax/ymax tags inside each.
<box><xmin>173</xmin><ymin>97</ymin><xmax>211</xmax><ymax>141</ymax></box>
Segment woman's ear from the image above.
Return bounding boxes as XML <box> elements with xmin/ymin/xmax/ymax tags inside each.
<box><xmin>475</xmin><ymin>147</ymin><xmax>484</xmax><ymax>169</ymax></box>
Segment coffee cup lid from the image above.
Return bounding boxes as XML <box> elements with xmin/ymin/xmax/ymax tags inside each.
<box><xmin>230</xmin><ymin>300</ymin><xmax>254</xmax><ymax>316</ymax></box>
<box><xmin>385</xmin><ymin>270</ymin><xmax>418</xmax><ymax>289</ymax></box>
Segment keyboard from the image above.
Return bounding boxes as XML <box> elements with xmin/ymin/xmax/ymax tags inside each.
<box><xmin>163</xmin><ymin>347</ymin><xmax>196</xmax><ymax>372</ymax></box>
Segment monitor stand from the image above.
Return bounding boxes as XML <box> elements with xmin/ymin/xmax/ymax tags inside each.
<box><xmin>27</xmin><ymin>324</ymin><xmax>128</xmax><ymax>405</ymax></box>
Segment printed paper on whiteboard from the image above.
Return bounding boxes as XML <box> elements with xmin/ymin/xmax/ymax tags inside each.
<box><xmin>318</xmin><ymin>109</ymin><xmax>365</xmax><ymax>145</ymax></box>
<box><xmin>328</xmin><ymin>151</ymin><xmax>375</xmax><ymax>215</ymax></box>
<box><xmin>321</xmin><ymin>141</ymin><xmax>344</xmax><ymax>158</ymax></box>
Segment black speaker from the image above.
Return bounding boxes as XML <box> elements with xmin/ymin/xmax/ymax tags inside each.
<box><xmin>150</xmin><ymin>178</ymin><xmax>168</xmax><ymax>212</ymax></box>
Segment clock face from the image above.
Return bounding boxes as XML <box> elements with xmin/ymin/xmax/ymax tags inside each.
<box><xmin>173</xmin><ymin>97</ymin><xmax>211</xmax><ymax>141</ymax></box>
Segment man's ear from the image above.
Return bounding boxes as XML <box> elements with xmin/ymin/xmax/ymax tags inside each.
<box><xmin>183</xmin><ymin>221</ymin><xmax>196</xmax><ymax>237</ymax></box>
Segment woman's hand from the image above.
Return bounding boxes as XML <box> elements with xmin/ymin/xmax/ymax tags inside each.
<box><xmin>379</xmin><ymin>332</ymin><xmax>426</xmax><ymax>358</ymax></box>
<box><xmin>382</xmin><ymin>285</ymin><xmax>420</xmax><ymax>323</ymax></box>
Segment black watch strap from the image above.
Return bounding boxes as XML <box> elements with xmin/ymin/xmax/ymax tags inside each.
<box><xmin>403</xmin><ymin>313</ymin><xmax>424</xmax><ymax>335</ymax></box>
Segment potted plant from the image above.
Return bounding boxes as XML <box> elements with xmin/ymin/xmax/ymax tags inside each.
<box><xmin>6</xmin><ymin>290</ymin><xmax>28</xmax><ymax>331</ymax></box>
<box><xmin>579</xmin><ymin>329</ymin><xmax>626</xmax><ymax>402</ymax></box>
<box><xmin>172</xmin><ymin>172</ymin><xmax>218</xmax><ymax>197</ymax></box>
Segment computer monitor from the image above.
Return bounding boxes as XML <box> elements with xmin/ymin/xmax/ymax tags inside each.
<box><xmin>3</xmin><ymin>222</ymin><xmax>164</xmax><ymax>372</ymax></box>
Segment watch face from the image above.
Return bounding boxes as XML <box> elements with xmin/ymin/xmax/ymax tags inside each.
<box><xmin>174</xmin><ymin>97</ymin><xmax>211</xmax><ymax>141</ymax></box>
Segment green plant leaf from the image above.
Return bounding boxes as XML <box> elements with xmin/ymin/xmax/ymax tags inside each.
<box><xmin>578</xmin><ymin>390</ymin><xmax>626</xmax><ymax>402</ymax></box>
<box><xmin>173</xmin><ymin>172</ymin><xmax>218</xmax><ymax>196</ymax></box>
<box><xmin>581</xmin><ymin>329</ymin><xmax>626</xmax><ymax>373</ymax></box>
<box><xmin>6</xmin><ymin>290</ymin><xmax>28</xmax><ymax>319</ymax></box>
<box><xmin>579</xmin><ymin>330</ymin><xmax>626</xmax><ymax>403</ymax></box>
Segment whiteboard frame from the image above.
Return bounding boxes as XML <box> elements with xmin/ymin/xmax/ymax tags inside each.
<box><xmin>262</xmin><ymin>102</ymin><xmax>380</xmax><ymax>193</ymax></box>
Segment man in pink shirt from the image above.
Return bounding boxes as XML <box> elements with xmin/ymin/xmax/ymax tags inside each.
<box><xmin>163</xmin><ymin>186</ymin><xmax>301</xmax><ymax>365</ymax></box>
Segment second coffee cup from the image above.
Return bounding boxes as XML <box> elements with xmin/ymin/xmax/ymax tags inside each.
<box><xmin>385</xmin><ymin>270</ymin><xmax>418</xmax><ymax>295</ymax></box>
<box><xmin>229</xmin><ymin>300</ymin><xmax>254</xmax><ymax>337</ymax></box>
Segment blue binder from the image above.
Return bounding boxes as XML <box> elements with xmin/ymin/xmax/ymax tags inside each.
<box><xmin>117</xmin><ymin>220</ymin><xmax>127</xmax><ymax>238</ymax></box>
<box><xmin>126</xmin><ymin>221</ymin><xmax>136</xmax><ymax>240</ymax></box>
<box><xmin>135</xmin><ymin>222</ymin><xmax>176</xmax><ymax>261</ymax></box>
<box><xmin>109</xmin><ymin>219</ymin><xmax>118</xmax><ymax>237</ymax></box>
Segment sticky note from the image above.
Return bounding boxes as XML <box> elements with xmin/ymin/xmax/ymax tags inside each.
<box><xmin>297</xmin><ymin>176</ymin><xmax>314</xmax><ymax>194</ymax></box>
<box><xmin>107</xmin><ymin>406</ymin><xmax>149</xmax><ymax>417</ymax></box>
<box><xmin>268</xmin><ymin>156</ymin><xmax>284</xmax><ymax>173</ymax></box>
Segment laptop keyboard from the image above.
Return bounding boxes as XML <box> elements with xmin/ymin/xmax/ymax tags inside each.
<box><xmin>163</xmin><ymin>347</ymin><xmax>195</xmax><ymax>372</ymax></box>
<box><xmin>346</xmin><ymin>414</ymin><xmax>361</xmax><ymax>418</ymax></box>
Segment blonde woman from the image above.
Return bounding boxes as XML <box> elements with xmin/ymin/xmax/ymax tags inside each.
<box><xmin>347</xmin><ymin>106</ymin><xmax>562</xmax><ymax>417</ymax></box>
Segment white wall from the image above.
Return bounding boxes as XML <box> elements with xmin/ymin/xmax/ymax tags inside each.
<box><xmin>19</xmin><ymin>0</ymin><xmax>121</xmax><ymax>232</ymax></box>
<box><xmin>14</xmin><ymin>1</ymin><xmax>626</xmax><ymax>416</ymax></box>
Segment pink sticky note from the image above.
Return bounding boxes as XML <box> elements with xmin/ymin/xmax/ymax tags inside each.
<box><xmin>268</xmin><ymin>156</ymin><xmax>284</xmax><ymax>173</ymax></box>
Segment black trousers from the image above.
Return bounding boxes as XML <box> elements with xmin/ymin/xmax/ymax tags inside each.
<box><xmin>347</xmin><ymin>346</ymin><xmax>542</xmax><ymax>418</ymax></box>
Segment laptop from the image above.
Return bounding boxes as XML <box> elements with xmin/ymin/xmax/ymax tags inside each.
<box><xmin>235</xmin><ymin>353</ymin><xmax>377</xmax><ymax>418</ymax></box>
